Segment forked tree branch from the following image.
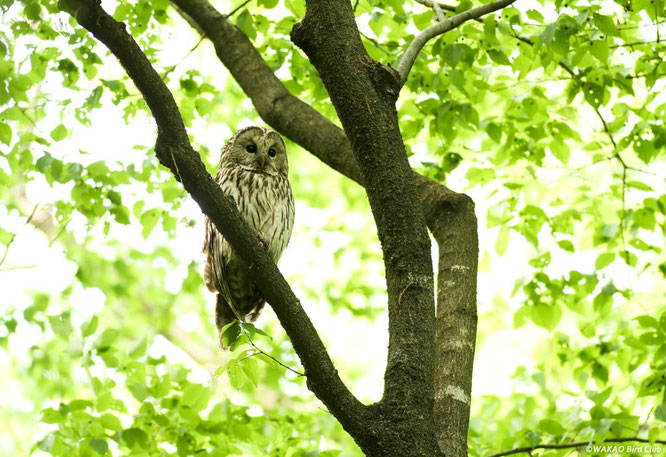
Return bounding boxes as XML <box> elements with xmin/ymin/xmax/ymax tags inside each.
<box><xmin>397</xmin><ymin>0</ymin><xmax>517</xmax><ymax>85</ymax></box>
<box><xmin>415</xmin><ymin>0</ymin><xmax>446</xmax><ymax>22</ymax></box>
<box><xmin>168</xmin><ymin>1</ymin><xmax>477</xmax><ymax>455</ymax></box>
<box><xmin>57</xmin><ymin>0</ymin><xmax>367</xmax><ymax>434</ymax></box>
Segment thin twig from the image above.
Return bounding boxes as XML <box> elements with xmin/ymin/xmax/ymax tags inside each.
<box><xmin>655</xmin><ymin>0</ymin><xmax>662</xmax><ymax>43</ymax></box>
<box><xmin>226</xmin><ymin>0</ymin><xmax>252</xmax><ymax>18</ymax></box>
<box><xmin>486</xmin><ymin>437</ymin><xmax>666</xmax><ymax>457</ymax></box>
<box><xmin>594</xmin><ymin>106</ymin><xmax>617</xmax><ymax>149</ymax></box>
<box><xmin>625</xmin><ymin>165</ymin><xmax>665</xmax><ymax>178</ymax></box>
<box><xmin>0</xmin><ymin>234</ymin><xmax>17</xmax><ymax>268</ymax></box>
<box><xmin>0</xmin><ymin>265</ymin><xmax>37</xmax><ymax>272</ymax></box>
<box><xmin>161</xmin><ymin>36</ymin><xmax>205</xmax><ymax>80</ymax></box>
<box><xmin>359</xmin><ymin>31</ymin><xmax>392</xmax><ymax>55</ymax></box>
<box><xmin>398</xmin><ymin>0</ymin><xmax>516</xmax><ymax>85</ymax></box>
<box><xmin>593</xmin><ymin>107</ymin><xmax>635</xmax><ymax>291</ymax></box>
<box><xmin>48</xmin><ymin>219</ymin><xmax>70</xmax><ymax>247</ymax></box>
<box><xmin>609</xmin><ymin>39</ymin><xmax>663</xmax><ymax>49</ymax></box>
<box><xmin>0</xmin><ymin>203</ymin><xmax>40</xmax><ymax>268</ymax></box>
<box><xmin>240</xmin><ymin>325</ymin><xmax>305</xmax><ymax>376</ymax></box>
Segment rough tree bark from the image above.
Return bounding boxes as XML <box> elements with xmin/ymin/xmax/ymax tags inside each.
<box><xmin>59</xmin><ymin>0</ymin><xmax>487</xmax><ymax>455</ymax></box>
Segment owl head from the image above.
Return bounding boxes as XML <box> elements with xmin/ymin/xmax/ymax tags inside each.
<box><xmin>220</xmin><ymin>126</ymin><xmax>288</xmax><ymax>177</ymax></box>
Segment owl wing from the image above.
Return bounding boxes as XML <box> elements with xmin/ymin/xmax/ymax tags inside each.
<box><xmin>203</xmin><ymin>218</ymin><xmax>229</xmax><ymax>295</ymax></box>
<box><xmin>204</xmin><ymin>217</ymin><xmax>264</xmax><ymax>320</ymax></box>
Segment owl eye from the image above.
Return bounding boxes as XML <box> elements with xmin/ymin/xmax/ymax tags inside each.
<box><xmin>245</xmin><ymin>144</ymin><xmax>257</xmax><ymax>153</ymax></box>
<box><xmin>268</xmin><ymin>148</ymin><xmax>277</xmax><ymax>157</ymax></box>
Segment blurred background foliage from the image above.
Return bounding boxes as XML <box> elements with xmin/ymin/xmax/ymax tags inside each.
<box><xmin>0</xmin><ymin>0</ymin><xmax>664</xmax><ymax>456</ymax></box>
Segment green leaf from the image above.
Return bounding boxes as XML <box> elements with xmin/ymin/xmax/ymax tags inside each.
<box><xmin>656</xmin><ymin>404</ymin><xmax>666</xmax><ymax>422</ymax></box>
<box><xmin>486</xmin><ymin>49</ymin><xmax>510</xmax><ymax>66</ymax></box>
<box><xmin>558</xmin><ymin>240</ymin><xmax>574</xmax><ymax>252</ymax></box>
<box><xmin>220</xmin><ymin>320</ymin><xmax>241</xmax><ymax>348</ymax></box>
<box><xmin>69</xmin><ymin>399</ymin><xmax>93</xmax><ymax>410</ymax></box>
<box><xmin>99</xmin><ymin>413</ymin><xmax>122</xmax><ymax>430</ymax></box>
<box><xmin>539</xmin><ymin>22</ymin><xmax>556</xmax><ymax>45</ymax></box>
<box><xmin>139</xmin><ymin>208</ymin><xmax>161</xmax><ymax>239</ymax></box>
<box><xmin>88</xmin><ymin>438</ymin><xmax>108</xmax><ymax>455</ymax></box>
<box><xmin>235</xmin><ymin>9</ymin><xmax>256</xmax><ymax>40</ymax></box>
<box><xmin>49</xmin><ymin>313</ymin><xmax>72</xmax><ymax>338</ymax></box>
<box><xmin>526</xmin><ymin>9</ymin><xmax>544</xmax><ymax>22</ymax></box>
<box><xmin>37</xmin><ymin>433</ymin><xmax>56</xmax><ymax>452</ymax></box>
<box><xmin>0</xmin><ymin>227</ymin><xmax>13</xmax><ymax>245</ymax></box>
<box><xmin>127</xmin><ymin>382</ymin><xmax>149</xmax><ymax>401</ymax></box>
<box><xmin>495</xmin><ymin>226</ymin><xmax>509</xmax><ymax>255</ymax></box>
<box><xmin>635</xmin><ymin>315</ymin><xmax>660</xmax><ymax>331</ymax></box>
<box><xmin>592</xmin><ymin>361</ymin><xmax>609</xmax><ymax>383</ymax></box>
<box><xmin>531</xmin><ymin>304</ymin><xmax>562</xmax><ymax>331</ymax></box>
<box><xmin>50</xmin><ymin>124</ymin><xmax>68</xmax><ymax>142</ymax></box>
<box><xmin>486</xmin><ymin>123</ymin><xmax>502</xmax><ymax>143</ymax></box>
<box><xmin>633</xmin><ymin>208</ymin><xmax>656</xmax><ymax>230</ymax></box>
<box><xmin>241</xmin><ymin>357</ymin><xmax>260</xmax><ymax>387</ymax></box>
<box><xmin>483</xmin><ymin>15</ymin><xmax>497</xmax><ymax>43</ymax></box>
<box><xmin>442</xmin><ymin>44</ymin><xmax>464</xmax><ymax>67</ymax></box>
<box><xmin>129</xmin><ymin>338</ymin><xmax>147</xmax><ymax>359</ymax></box>
<box><xmin>626</xmin><ymin>180</ymin><xmax>653</xmax><ymax>192</ymax></box>
<box><xmin>538</xmin><ymin>419</ymin><xmax>566</xmax><ymax>435</ymax></box>
<box><xmin>413</xmin><ymin>12</ymin><xmax>434</xmax><ymax>31</ymax></box>
<box><xmin>593</xmin><ymin>14</ymin><xmax>618</xmax><ymax>36</ymax></box>
<box><xmin>181</xmin><ymin>383</ymin><xmax>206</xmax><ymax>407</ymax></box>
<box><xmin>595</xmin><ymin>252</ymin><xmax>615</xmax><ymax>270</ymax></box>
<box><xmin>550</xmin><ymin>140</ymin><xmax>570</xmax><ymax>164</ymax></box>
<box><xmin>590</xmin><ymin>40</ymin><xmax>609</xmax><ymax>63</ymax></box>
<box><xmin>589</xmin><ymin>387</ymin><xmax>612</xmax><ymax>404</ymax></box>
<box><xmin>122</xmin><ymin>428</ymin><xmax>148</xmax><ymax>449</ymax></box>
<box><xmin>95</xmin><ymin>328</ymin><xmax>119</xmax><ymax>352</ymax></box>
<box><xmin>639</xmin><ymin>332</ymin><xmax>661</xmax><ymax>345</ymax></box>
<box><xmin>0</xmin><ymin>122</ymin><xmax>11</xmax><ymax>145</ymax></box>
<box><xmin>81</xmin><ymin>315</ymin><xmax>99</xmax><ymax>337</ymax></box>
<box><xmin>40</xmin><ymin>407</ymin><xmax>67</xmax><ymax>424</ymax></box>
<box><xmin>67</xmin><ymin>162</ymin><xmax>83</xmax><ymax>180</ymax></box>
<box><xmin>228</xmin><ymin>363</ymin><xmax>246</xmax><ymax>389</ymax></box>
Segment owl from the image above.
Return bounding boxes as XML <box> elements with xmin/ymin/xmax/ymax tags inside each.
<box><xmin>203</xmin><ymin>126</ymin><xmax>295</xmax><ymax>336</ymax></box>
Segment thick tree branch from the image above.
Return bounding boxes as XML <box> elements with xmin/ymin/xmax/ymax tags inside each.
<box><xmin>423</xmin><ymin>191</ymin><xmax>478</xmax><ymax>457</ymax></box>
<box><xmin>291</xmin><ymin>0</ymin><xmax>442</xmax><ymax>454</ymax></box>
<box><xmin>397</xmin><ymin>0</ymin><xmax>517</xmax><ymax>85</ymax></box>
<box><xmin>487</xmin><ymin>437</ymin><xmax>666</xmax><ymax>457</ymax></box>
<box><xmin>57</xmin><ymin>0</ymin><xmax>367</xmax><ymax>435</ymax></box>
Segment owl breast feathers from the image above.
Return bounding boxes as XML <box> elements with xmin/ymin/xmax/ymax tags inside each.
<box><xmin>203</xmin><ymin>126</ymin><xmax>295</xmax><ymax>335</ymax></box>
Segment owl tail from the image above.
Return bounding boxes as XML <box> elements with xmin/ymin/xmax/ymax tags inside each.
<box><xmin>215</xmin><ymin>294</ymin><xmax>237</xmax><ymax>332</ymax></box>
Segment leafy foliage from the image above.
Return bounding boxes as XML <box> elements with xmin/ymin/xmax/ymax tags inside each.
<box><xmin>0</xmin><ymin>0</ymin><xmax>664</xmax><ymax>455</ymax></box>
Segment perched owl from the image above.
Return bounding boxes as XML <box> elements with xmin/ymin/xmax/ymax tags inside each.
<box><xmin>203</xmin><ymin>126</ymin><xmax>295</xmax><ymax>336</ymax></box>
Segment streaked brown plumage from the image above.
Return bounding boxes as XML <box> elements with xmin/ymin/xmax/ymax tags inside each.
<box><xmin>203</xmin><ymin>126</ymin><xmax>294</xmax><ymax>337</ymax></box>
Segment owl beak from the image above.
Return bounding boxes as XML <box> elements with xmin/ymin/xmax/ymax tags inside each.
<box><xmin>259</xmin><ymin>156</ymin><xmax>266</xmax><ymax>169</ymax></box>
